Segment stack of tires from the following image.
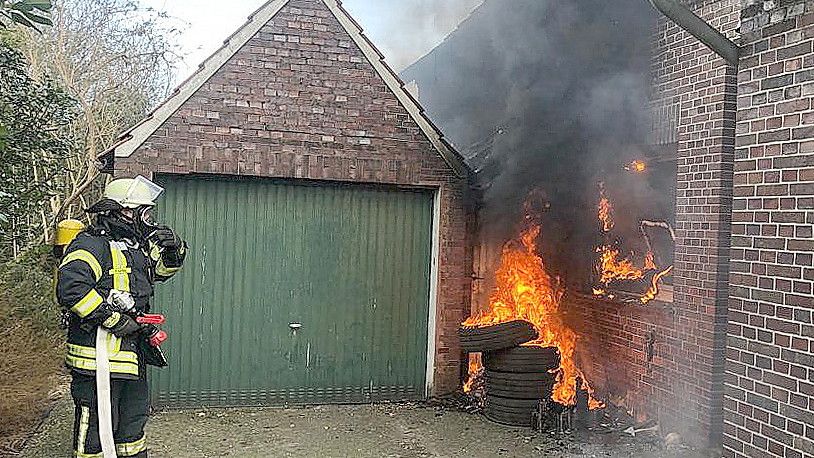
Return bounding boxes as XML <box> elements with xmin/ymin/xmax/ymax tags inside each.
<box><xmin>459</xmin><ymin>320</ymin><xmax>560</xmax><ymax>427</ymax></box>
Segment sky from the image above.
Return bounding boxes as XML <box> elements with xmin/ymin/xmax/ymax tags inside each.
<box><xmin>140</xmin><ymin>0</ymin><xmax>483</xmax><ymax>81</ymax></box>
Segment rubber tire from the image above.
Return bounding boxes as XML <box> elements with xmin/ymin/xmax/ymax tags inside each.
<box><xmin>483</xmin><ymin>346</ymin><xmax>560</xmax><ymax>373</ymax></box>
<box><xmin>483</xmin><ymin>395</ymin><xmax>540</xmax><ymax>427</ymax></box>
<box><xmin>458</xmin><ymin>320</ymin><xmax>538</xmax><ymax>353</ymax></box>
<box><xmin>485</xmin><ymin>370</ymin><xmax>555</xmax><ymax>399</ymax></box>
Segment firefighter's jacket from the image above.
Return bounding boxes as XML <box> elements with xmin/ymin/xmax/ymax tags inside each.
<box><xmin>56</xmin><ymin>224</ymin><xmax>185</xmax><ymax>379</ymax></box>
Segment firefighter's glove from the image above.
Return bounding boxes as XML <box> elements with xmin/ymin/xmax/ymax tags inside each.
<box><xmin>152</xmin><ymin>227</ymin><xmax>182</xmax><ymax>250</ymax></box>
<box><xmin>103</xmin><ymin>312</ymin><xmax>142</xmax><ymax>337</ymax></box>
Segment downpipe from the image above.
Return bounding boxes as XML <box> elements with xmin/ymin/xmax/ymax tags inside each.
<box><xmin>648</xmin><ymin>0</ymin><xmax>739</xmax><ymax>66</ymax></box>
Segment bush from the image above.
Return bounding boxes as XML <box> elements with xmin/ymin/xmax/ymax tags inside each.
<box><xmin>0</xmin><ymin>246</ymin><xmax>65</xmax><ymax>453</ymax></box>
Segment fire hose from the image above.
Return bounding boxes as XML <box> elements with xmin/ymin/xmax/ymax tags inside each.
<box><xmin>96</xmin><ymin>291</ymin><xmax>167</xmax><ymax>457</ymax></box>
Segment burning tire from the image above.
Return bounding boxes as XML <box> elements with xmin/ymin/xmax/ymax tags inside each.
<box><xmin>483</xmin><ymin>395</ymin><xmax>541</xmax><ymax>427</ymax></box>
<box><xmin>483</xmin><ymin>346</ymin><xmax>560</xmax><ymax>373</ymax></box>
<box><xmin>458</xmin><ymin>320</ymin><xmax>538</xmax><ymax>353</ymax></box>
<box><xmin>485</xmin><ymin>370</ymin><xmax>556</xmax><ymax>399</ymax></box>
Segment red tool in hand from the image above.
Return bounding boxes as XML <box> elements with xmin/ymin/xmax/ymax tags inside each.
<box><xmin>136</xmin><ymin>314</ymin><xmax>168</xmax><ymax>347</ymax></box>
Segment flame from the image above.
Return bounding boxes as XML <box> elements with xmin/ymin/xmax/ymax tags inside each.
<box><xmin>640</xmin><ymin>265</ymin><xmax>674</xmax><ymax>304</ymax></box>
<box><xmin>463</xmin><ymin>226</ymin><xmax>603</xmax><ymax>409</ymax></box>
<box><xmin>626</xmin><ymin>160</ymin><xmax>647</xmax><ymax>173</ymax></box>
<box><xmin>644</xmin><ymin>250</ymin><xmax>657</xmax><ymax>270</ymax></box>
<box><xmin>598</xmin><ymin>183</ymin><xmax>614</xmax><ymax>232</ymax></box>
<box><xmin>463</xmin><ymin>353</ymin><xmax>482</xmax><ymax>393</ymax></box>
<box><xmin>594</xmin><ymin>186</ymin><xmax>673</xmax><ymax>305</ymax></box>
<box><xmin>596</xmin><ymin>246</ymin><xmax>645</xmax><ymax>285</ymax></box>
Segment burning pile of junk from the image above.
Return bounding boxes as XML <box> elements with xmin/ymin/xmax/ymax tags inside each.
<box><xmin>402</xmin><ymin>0</ymin><xmax>679</xmax><ymax>436</ymax></box>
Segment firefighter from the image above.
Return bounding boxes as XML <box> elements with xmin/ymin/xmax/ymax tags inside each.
<box><xmin>57</xmin><ymin>176</ymin><xmax>186</xmax><ymax>458</ymax></box>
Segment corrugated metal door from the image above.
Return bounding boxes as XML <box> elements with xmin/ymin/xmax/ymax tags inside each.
<box><xmin>149</xmin><ymin>175</ymin><xmax>434</xmax><ymax>407</ymax></box>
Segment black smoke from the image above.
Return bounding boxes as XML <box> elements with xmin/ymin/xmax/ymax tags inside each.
<box><xmin>402</xmin><ymin>0</ymin><xmax>665</xmax><ymax>286</ymax></box>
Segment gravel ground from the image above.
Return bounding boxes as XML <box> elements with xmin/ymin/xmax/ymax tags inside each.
<box><xmin>21</xmin><ymin>398</ymin><xmax>715</xmax><ymax>458</ymax></box>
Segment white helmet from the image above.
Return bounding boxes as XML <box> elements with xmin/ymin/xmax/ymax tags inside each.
<box><xmin>87</xmin><ymin>175</ymin><xmax>164</xmax><ymax>213</ymax></box>
<box><xmin>102</xmin><ymin>176</ymin><xmax>163</xmax><ymax>208</ymax></box>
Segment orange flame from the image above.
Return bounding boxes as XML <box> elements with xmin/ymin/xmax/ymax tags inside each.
<box><xmin>640</xmin><ymin>265</ymin><xmax>674</xmax><ymax>304</ymax></box>
<box><xmin>644</xmin><ymin>250</ymin><xmax>657</xmax><ymax>270</ymax></box>
<box><xmin>594</xmin><ymin>187</ymin><xmax>673</xmax><ymax>304</ymax></box>
<box><xmin>596</xmin><ymin>247</ymin><xmax>645</xmax><ymax>285</ymax></box>
<box><xmin>626</xmin><ymin>160</ymin><xmax>647</xmax><ymax>173</ymax></box>
<box><xmin>598</xmin><ymin>183</ymin><xmax>614</xmax><ymax>233</ymax></box>
<box><xmin>463</xmin><ymin>226</ymin><xmax>603</xmax><ymax>409</ymax></box>
<box><xmin>463</xmin><ymin>353</ymin><xmax>482</xmax><ymax>393</ymax></box>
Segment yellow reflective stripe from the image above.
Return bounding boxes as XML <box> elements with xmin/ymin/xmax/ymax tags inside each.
<box><xmin>107</xmin><ymin>331</ymin><xmax>123</xmax><ymax>354</ymax></box>
<box><xmin>116</xmin><ymin>435</ymin><xmax>146</xmax><ymax>456</ymax></box>
<box><xmin>102</xmin><ymin>312</ymin><xmax>121</xmax><ymax>328</ymax></box>
<box><xmin>60</xmin><ymin>250</ymin><xmax>102</xmax><ymax>281</ymax></box>
<box><xmin>76</xmin><ymin>405</ymin><xmax>89</xmax><ymax>456</ymax></box>
<box><xmin>75</xmin><ymin>452</ymin><xmax>103</xmax><ymax>458</ymax></box>
<box><xmin>156</xmin><ymin>260</ymin><xmax>181</xmax><ymax>277</ymax></box>
<box><xmin>70</xmin><ymin>289</ymin><xmax>104</xmax><ymax>318</ymax></box>
<box><xmin>67</xmin><ymin>344</ymin><xmax>137</xmax><ymax>363</ymax></box>
<box><xmin>149</xmin><ymin>242</ymin><xmax>161</xmax><ymax>262</ymax></box>
<box><xmin>66</xmin><ymin>355</ymin><xmax>139</xmax><ymax>376</ymax></box>
<box><xmin>109</xmin><ymin>245</ymin><xmax>131</xmax><ymax>292</ymax></box>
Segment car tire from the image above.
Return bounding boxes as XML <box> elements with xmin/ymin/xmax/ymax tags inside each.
<box><xmin>458</xmin><ymin>320</ymin><xmax>538</xmax><ymax>353</ymax></box>
<box><xmin>483</xmin><ymin>395</ymin><xmax>541</xmax><ymax>427</ymax></box>
<box><xmin>485</xmin><ymin>370</ymin><xmax>556</xmax><ymax>399</ymax></box>
<box><xmin>483</xmin><ymin>346</ymin><xmax>560</xmax><ymax>373</ymax></box>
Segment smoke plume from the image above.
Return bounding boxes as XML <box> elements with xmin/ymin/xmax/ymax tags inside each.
<box><xmin>344</xmin><ymin>0</ymin><xmax>484</xmax><ymax>71</ymax></box>
<box><xmin>402</xmin><ymin>0</ymin><xmax>662</xmax><ymax>286</ymax></box>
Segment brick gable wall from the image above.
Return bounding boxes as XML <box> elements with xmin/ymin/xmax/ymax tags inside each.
<box><xmin>725</xmin><ymin>1</ymin><xmax>814</xmax><ymax>456</ymax></box>
<box><xmin>116</xmin><ymin>0</ymin><xmax>473</xmax><ymax>394</ymax></box>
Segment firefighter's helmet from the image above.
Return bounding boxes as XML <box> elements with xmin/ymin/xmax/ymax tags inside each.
<box><xmin>87</xmin><ymin>176</ymin><xmax>164</xmax><ymax>213</ymax></box>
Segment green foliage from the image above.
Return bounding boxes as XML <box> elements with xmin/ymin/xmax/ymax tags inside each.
<box><xmin>0</xmin><ymin>42</ymin><xmax>78</xmax><ymax>256</ymax></box>
<box><xmin>0</xmin><ymin>245</ymin><xmax>60</xmax><ymax>334</ymax></box>
<box><xmin>0</xmin><ymin>245</ymin><xmax>63</xmax><ymax>448</ymax></box>
<box><xmin>0</xmin><ymin>0</ymin><xmax>53</xmax><ymax>32</ymax></box>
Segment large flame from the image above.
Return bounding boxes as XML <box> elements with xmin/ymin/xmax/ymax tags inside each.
<box><xmin>463</xmin><ymin>226</ymin><xmax>603</xmax><ymax>409</ymax></box>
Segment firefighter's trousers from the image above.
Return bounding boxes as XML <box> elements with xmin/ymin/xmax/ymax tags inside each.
<box><xmin>71</xmin><ymin>373</ymin><xmax>148</xmax><ymax>457</ymax></box>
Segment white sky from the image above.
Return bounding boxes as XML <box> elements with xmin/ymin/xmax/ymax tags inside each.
<box><xmin>140</xmin><ymin>0</ymin><xmax>482</xmax><ymax>81</ymax></box>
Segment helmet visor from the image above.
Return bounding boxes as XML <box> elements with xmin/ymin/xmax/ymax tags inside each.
<box><xmin>125</xmin><ymin>176</ymin><xmax>164</xmax><ymax>207</ymax></box>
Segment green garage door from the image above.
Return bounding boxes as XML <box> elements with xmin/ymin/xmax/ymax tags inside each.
<box><xmin>150</xmin><ymin>175</ymin><xmax>434</xmax><ymax>407</ymax></box>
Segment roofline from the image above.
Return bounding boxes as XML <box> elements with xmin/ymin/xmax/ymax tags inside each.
<box><xmin>104</xmin><ymin>0</ymin><xmax>471</xmax><ymax>179</ymax></box>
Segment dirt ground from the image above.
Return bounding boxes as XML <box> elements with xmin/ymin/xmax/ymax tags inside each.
<box><xmin>19</xmin><ymin>399</ymin><xmax>718</xmax><ymax>458</ymax></box>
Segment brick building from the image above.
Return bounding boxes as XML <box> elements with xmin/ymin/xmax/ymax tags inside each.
<box><xmin>104</xmin><ymin>0</ymin><xmax>474</xmax><ymax>405</ymax></box>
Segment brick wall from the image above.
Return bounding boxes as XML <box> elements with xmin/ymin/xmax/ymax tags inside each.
<box><xmin>115</xmin><ymin>0</ymin><xmax>473</xmax><ymax>394</ymax></box>
<box><xmin>724</xmin><ymin>1</ymin><xmax>814</xmax><ymax>456</ymax></box>
<box><xmin>564</xmin><ymin>0</ymin><xmax>740</xmax><ymax>446</ymax></box>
